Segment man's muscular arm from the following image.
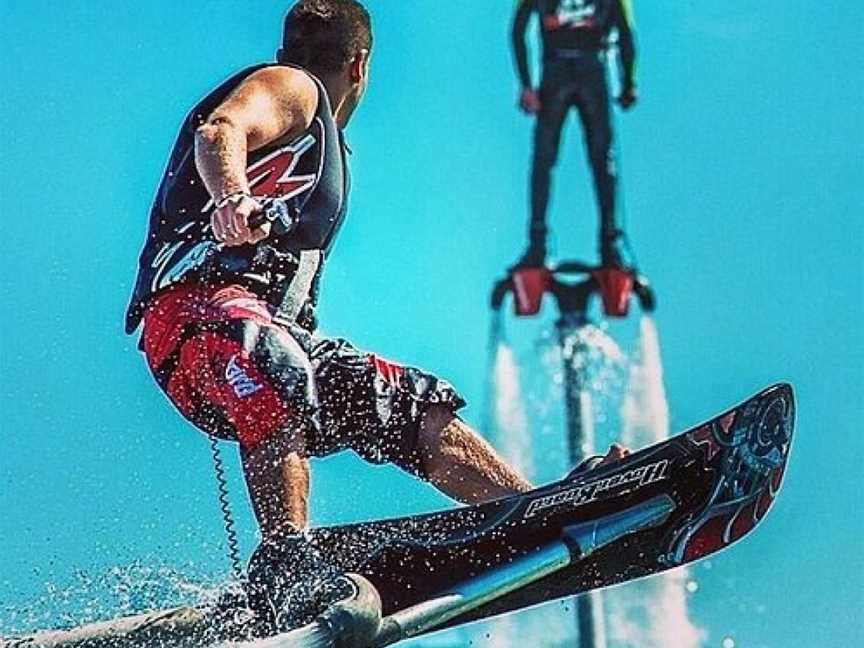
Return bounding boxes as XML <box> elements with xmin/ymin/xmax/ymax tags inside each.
<box><xmin>194</xmin><ymin>67</ymin><xmax>318</xmax><ymax>246</ymax></box>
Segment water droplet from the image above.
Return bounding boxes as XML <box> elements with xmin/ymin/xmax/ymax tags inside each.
<box><xmin>721</xmin><ymin>637</ymin><xmax>735</xmax><ymax>648</ymax></box>
<box><xmin>686</xmin><ymin>579</ymin><xmax>699</xmax><ymax>593</ymax></box>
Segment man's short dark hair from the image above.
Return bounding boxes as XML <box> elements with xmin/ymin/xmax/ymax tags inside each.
<box><xmin>280</xmin><ymin>0</ymin><xmax>372</xmax><ymax>75</ymax></box>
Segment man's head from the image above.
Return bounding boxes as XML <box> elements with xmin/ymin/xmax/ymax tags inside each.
<box><xmin>278</xmin><ymin>0</ymin><xmax>371</xmax><ymax>125</ymax></box>
<box><xmin>278</xmin><ymin>1</ymin><xmax>371</xmax><ymax>78</ymax></box>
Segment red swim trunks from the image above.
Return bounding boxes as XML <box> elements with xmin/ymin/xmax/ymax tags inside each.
<box><xmin>140</xmin><ymin>283</ymin><xmax>465</xmax><ymax>475</ymax></box>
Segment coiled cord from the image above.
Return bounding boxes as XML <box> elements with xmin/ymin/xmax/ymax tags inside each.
<box><xmin>209</xmin><ymin>435</ymin><xmax>244</xmax><ymax>581</ymax></box>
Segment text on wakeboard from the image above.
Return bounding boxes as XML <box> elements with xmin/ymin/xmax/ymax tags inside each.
<box><xmin>524</xmin><ymin>459</ymin><xmax>671</xmax><ymax>519</ymax></box>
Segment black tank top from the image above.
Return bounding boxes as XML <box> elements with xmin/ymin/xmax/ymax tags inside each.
<box><xmin>125</xmin><ymin>64</ymin><xmax>349</xmax><ymax>333</ymax></box>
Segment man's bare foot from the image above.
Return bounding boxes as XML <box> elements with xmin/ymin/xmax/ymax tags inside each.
<box><xmin>568</xmin><ymin>443</ymin><xmax>632</xmax><ymax>479</ymax></box>
<box><xmin>598</xmin><ymin>443</ymin><xmax>630</xmax><ymax>467</ymax></box>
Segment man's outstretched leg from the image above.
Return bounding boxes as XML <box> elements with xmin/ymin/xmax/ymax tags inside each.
<box><xmin>418</xmin><ymin>406</ymin><xmax>533</xmax><ymax>503</ymax></box>
<box><xmin>575</xmin><ymin>59</ymin><xmax>623</xmax><ymax>268</ymax></box>
<box><xmin>514</xmin><ymin>69</ymin><xmax>571</xmax><ymax>269</ymax></box>
<box><xmin>417</xmin><ymin>405</ymin><xmax>629</xmax><ymax>505</ymax></box>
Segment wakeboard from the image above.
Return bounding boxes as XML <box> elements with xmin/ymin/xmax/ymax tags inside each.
<box><xmin>1</xmin><ymin>384</ymin><xmax>794</xmax><ymax>647</ymax></box>
<box><xmin>307</xmin><ymin>382</ymin><xmax>795</xmax><ymax>635</ymax></box>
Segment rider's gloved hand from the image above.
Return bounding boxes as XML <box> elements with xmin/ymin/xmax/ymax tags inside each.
<box><xmin>617</xmin><ymin>84</ymin><xmax>638</xmax><ymax>110</ymax></box>
<box><xmin>519</xmin><ymin>87</ymin><xmax>542</xmax><ymax>114</ymax></box>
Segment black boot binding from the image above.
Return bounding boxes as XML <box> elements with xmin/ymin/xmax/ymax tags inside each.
<box><xmin>246</xmin><ymin>531</ymin><xmax>348</xmax><ymax>634</ymax></box>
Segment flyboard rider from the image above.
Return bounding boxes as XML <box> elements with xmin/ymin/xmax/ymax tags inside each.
<box><xmin>511</xmin><ymin>0</ymin><xmax>637</xmax><ymax>268</ymax></box>
<box><xmin>125</xmin><ymin>0</ymin><xmax>627</xmax><ymax>631</ymax></box>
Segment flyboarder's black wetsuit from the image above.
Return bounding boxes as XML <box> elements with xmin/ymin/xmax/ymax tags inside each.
<box><xmin>512</xmin><ymin>0</ymin><xmax>636</xmax><ymax>266</ymax></box>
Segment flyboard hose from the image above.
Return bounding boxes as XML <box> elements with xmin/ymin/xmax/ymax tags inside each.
<box><xmin>0</xmin><ymin>574</ymin><xmax>383</xmax><ymax>648</ymax></box>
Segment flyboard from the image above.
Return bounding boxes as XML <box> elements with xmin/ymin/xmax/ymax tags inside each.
<box><xmin>2</xmin><ymin>383</ymin><xmax>794</xmax><ymax>647</ymax></box>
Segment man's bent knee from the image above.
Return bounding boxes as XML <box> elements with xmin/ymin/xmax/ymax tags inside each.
<box><xmin>417</xmin><ymin>405</ymin><xmax>459</xmax><ymax>468</ymax></box>
<box><xmin>242</xmin><ymin>424</ymin><xmax>306</xmax><ymax>465</ymax></box>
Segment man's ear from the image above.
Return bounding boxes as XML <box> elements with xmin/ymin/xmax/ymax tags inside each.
<box><xmin>349</xmin><ymin>49</ymin><xmax>370</xmax><ymax>83</ymax></box>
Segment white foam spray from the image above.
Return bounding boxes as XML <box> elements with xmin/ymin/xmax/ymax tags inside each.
<box><xmin>483</xmin><ymin>324</ymin><xmax>543</xmax><ymax>648</ymax></box>
<box><xmin>620</xmin><ymin>316</ymin><xmax>669</xmax><ymax>441</ymax></box>
<box><xmin>488</xmin><ymin>339</ymin><xmax>534</xmax><ymax>478</ymax></box>
<box><xmin>481</xmin><ymin>322</ymin><xmax>626</xmax><ymax>648</ymax></box>
<box><xmin>605</xmin><ymin>315</ymin><xmax>704</xmax><ymax>648</ymax></box>
<box><xmin>478</xmin><ymin>315</ymin><xmax>702</xmax><ymax>648</ymax></box>
<box><xmin>0</xmin><ymin>561</ymin><xmax>226</xmax><ymax>638</ymax></box>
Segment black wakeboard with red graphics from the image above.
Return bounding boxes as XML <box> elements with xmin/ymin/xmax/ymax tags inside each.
<box><xmin>306</xmin><ymin>383</ymin><xmax>794</xmax><ymax>638</ymax></box>
<box><xmin>0</xmin><ymin>385</ymin><xmax>794</xmax><ymax>648</ymax></box>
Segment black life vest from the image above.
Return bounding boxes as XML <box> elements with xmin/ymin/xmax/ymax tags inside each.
<box><xmin>536</xmin><ymin>0</ymin><xmax>616</xmax><ymax>55</ymax></box>
<box><xmin>125</xmin><ymin>64</ymin><xmax>349</xmax><ymax>334</ymax></box>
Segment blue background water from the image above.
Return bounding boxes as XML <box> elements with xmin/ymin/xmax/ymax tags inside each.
<box><xmin>1</xmin><ymin>1</ymin><xmax>862</xmax><ymax>646</ymax></box>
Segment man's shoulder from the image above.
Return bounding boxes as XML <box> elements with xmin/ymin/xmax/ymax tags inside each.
<box><xmin>242</xmin><ymin>65</ymin><xmax>318</xmax><ymax>96</ymax></box>
<box><xmin>223</xmin><ymin>65</ymin><xmax>320</xmax><ymax>128</ymax></box>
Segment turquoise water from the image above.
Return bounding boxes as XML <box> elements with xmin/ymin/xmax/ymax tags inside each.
<box><xmin>2</xmin><ymin>2</ymin><xmax>862</xmax><ymax>646</ymax></box>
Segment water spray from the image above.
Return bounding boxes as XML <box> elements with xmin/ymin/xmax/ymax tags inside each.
<box><xmin>490</xmin><ymin>259</ymin><xmax>655</xmax><ymax>648</ymax></box>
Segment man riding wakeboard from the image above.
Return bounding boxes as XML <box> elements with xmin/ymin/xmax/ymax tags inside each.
<box><xmin>512</xmin><ymin>0</ymin><xmax>638</xmax><ymax>268</ymax></box>
<box><xmin>125</xmin><ymin>0</ymin><xmax>628</xmax><ymax>632</ymax></box>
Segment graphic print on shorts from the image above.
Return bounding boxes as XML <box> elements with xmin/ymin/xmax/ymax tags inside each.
<box><xmin>225</xmin><ymin>354</ymin><xmax>264</xmax><ymax>398</ymax></box>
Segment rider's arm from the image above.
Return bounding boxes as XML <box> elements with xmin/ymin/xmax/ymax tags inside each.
<box><xmin>195</xmin><ymin>66</ymin><xmax>317</xmax><ymax>201</ymax></box>
<box><xmin>511</xmin><ymin>0</ymin><xmax>534</xmax><ymax>89</ymax></box>
<box><xmin>194</xmin><ymin>67</ymin><xmax>318</xmax><ymax>245</ymax></box>
<box><xmin>615</xmin><ymin>0</ymin><xmax>637</xmax><ymax>89</ymax></box>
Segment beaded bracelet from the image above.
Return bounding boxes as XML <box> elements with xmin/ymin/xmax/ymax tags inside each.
<box><xmin>214</xmin><ymin>190</ymin><xmax>252</xmax><ymax>210</ymax></box>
